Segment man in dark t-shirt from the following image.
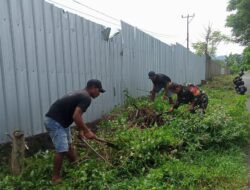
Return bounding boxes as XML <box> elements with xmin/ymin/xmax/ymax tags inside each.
<box><xmin>44</xmin><ymin>79</ymin><xmax>105</xmax><ymax>184</ymax></box>
<box><xmin>148</xmin><ymin>71</ymin><xmax>173</xmax><ymax>104</ymax></box>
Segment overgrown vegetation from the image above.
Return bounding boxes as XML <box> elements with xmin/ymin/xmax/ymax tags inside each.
<box><xmin>226</xmin><ymin>0</ymin><xmax>250</xmax><ymax>46</ymax></box>
<box><xmin>225</xmin><ymin>48</ymin><xmax>250</xmax><ymax>73</ymax></box>
<box><xmin>1</xmin><ymin>75</ymin><xmax>250</xmax><ymax>190</ymax></box>
<box><xmin>224</xmin><ymin>0</ymin><xmax>250</xmax><ymax>73</ymax></box>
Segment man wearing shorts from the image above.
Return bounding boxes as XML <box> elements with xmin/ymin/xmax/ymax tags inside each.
<box><xmin>148</xmin><ymin>71</ymin><xmax>173</xmax><ymax>104</ymax></box>
<box><xmin>44</xmin><ymin>79</ymin><xmax>105</xmax><ymax>184</ymax></box>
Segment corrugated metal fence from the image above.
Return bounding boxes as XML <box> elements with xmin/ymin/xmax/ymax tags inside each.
<box><xmin>0</xmin><ymin>0</ymin><xmax>206</xmax><ymax>143</ymax></box>
<box><xmin>206</xmin><ymin>60</ymin><xmax>230</xmax><ymax>80</ymax></box>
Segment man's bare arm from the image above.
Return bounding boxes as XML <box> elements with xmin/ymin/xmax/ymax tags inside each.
<box><xmin>72</xmin><ymin>107</ymin><xmax>96</xmax><ymax>139</ymax></box>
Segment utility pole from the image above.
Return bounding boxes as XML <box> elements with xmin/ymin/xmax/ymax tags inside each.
<box><xmin>181</xmin><ymin>14</ymin><xmax>195</xmax><ymax>50</ymax></box>
<box><xmin>181</xmin><ymin>14</ymin><xmax>195</xmax><ymax>83</ymax></box>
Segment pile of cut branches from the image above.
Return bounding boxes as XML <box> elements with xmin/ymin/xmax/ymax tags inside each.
<box><xmin>128</xmin><ymin>106</ymin><xmax>164</xmax><ymax>128</ymax></box>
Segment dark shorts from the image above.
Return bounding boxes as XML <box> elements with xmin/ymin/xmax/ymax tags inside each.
<box><xmin>44</xmin><ymin>117</ymin><xmax>72</xmax><ymax>153</ymax></box>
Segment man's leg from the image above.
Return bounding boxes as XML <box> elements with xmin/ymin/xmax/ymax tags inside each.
<box><xmin>44</xmin><ymin>118</ymin><xmax>70</xmax><ymax>183</ymax></box>
<box><xmin>65</xmin><ymin>127</ymin><xmax>77</xmax><ymax>163</ymax></box>
<box><xmin>52</xmin><ymin>153</ymin><xmax>64</xmax><ymax>183</ymax></box>
<box><xmin>50</xmin><ymin>131</ymin><xmax>69</xmax><ymax>183</ymax></box>
<box><xmin>52</xmin><ymin>148</ymin><xmax>76</xmax><ymax>183</ymax></box>
<box><xmin>66</xmin><ymin>145</ymin><xmax>77</xmax><ymax>163</ymax></box>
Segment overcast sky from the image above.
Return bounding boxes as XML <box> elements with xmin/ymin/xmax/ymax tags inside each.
<box><xmin>47</xmin><ymin>0</ymin><xmax>245</xmax><ymax>56</ymax></box>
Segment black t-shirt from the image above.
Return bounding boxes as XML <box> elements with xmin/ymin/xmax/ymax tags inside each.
<box><xmin>152</xmin><ymin>74</ymin><xmax>171</xmax><ymax>92</ymax></box>
<box><xmin>46</xmin><ymin>90</ymin><xmax>91</xmax><ymax>128</ymax></box>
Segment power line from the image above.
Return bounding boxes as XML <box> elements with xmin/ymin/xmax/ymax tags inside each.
<box><xmin>47</xmin><ymin>0</ymin><xmax>177</xmax><ymax>39</ymax></box>
<box><xmin>73</xmin><ymin>0</ymin><xmax>120</xmax><ymax>22</ymax></box>
<box><xmin>70</xmin><ymin>0</ymin><xmax>175</xmax><ymax>38</ymax></box>
<box><xmin>46</xmin><ymin>0</ymin><xmax>121</xmax><ymax>28</ymax></box>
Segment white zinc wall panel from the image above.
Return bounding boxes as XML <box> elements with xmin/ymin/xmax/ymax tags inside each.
<box><xmin>0</xmin><ymin>0</ymin><xmax>22</xmax><ymax>142</ymax></box>
<box><xmin>68</xmin><ymin>13</ymin><xmax>80</xmax><ymax>91</ymax></box>
<box><xmin>121</xmin><ymin>21</ymin><xmax>135</xmax><ymax>96</ymax></box>
<box><xmin>0</xmin><ymin>28</ymin><xmax>7</xmax><ymax>142</ymax></box>
<box><xmin>94</xmin><ymin>24</ymin><xmax>102</xmax><ymax>117</ymax></box>
<box><xmin>33</xmin><ymin>0</ymin><xmax>51</xmax><ymax>122</ymax></box>
<box><xmin>43</xmin><ymin>2</ymin><xmax>59</xmax><ymax>104</ymax></box>
<box><xmin>52</xmin><ymin>6</ymin><xmax>66</xmax><ymax>97</ymax></box>
<box><xmin>75</xmin><ymin>17</ymin><xmax>85</xmax><ymax>91</ymax></box>
<box><xmin>61</xmin><ymin>10</ymin><xmax>73</xmax><ymax>93</ymax></box>
<box><xmin>114</xmin><ymin>34</ymin><xmax>123</xmax><ymax>105</ymax></box>
<box><xmin>108</xmin><ymin>34</ymin><xmax>123</xmax><ymax>107</ymax></box>
<box><xmin>21</xmin><ymin>0</ymin><xmax>44</xmax><ymax>135</ymax></box>
<box><xmin>166</xmin><ymin>45</ymin><xmax>172</xmax><ymax>79</ymax></box>
<box><xmin>175</xmin><ymin>44</ymin><xmax>186</xmax><ymax>84</ymax></box>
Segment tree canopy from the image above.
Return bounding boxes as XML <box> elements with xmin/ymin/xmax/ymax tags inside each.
<box><xmin>192</xmin><ymin>24</ymin><xmax>229</xmax><ymax>58</ymax></box>
<box><xmin>226</xmin><ymin>0</ymin><xmax>250</xmax><ymax>45</ymax></box>
<box><xmin>225</xmin><ymin>53</ymin><xmax>243</xmax><ymax>67</ymax></box>
<box><xmin>243</xmin><ymin>45</ymin><xmax>250</xmax><ymax>64</ymax></box>
<box><xmin>224</xmin><ymin>46</ymin><xmax>250</xmax><ymax>72</ymax></box>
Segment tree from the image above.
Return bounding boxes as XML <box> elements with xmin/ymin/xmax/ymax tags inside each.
<box><xmin>226</xmin><ymin>0</ymin><xmax>250</xmax><ymax>45</ymax></box>
<box><xmin>192</xmin><ymin>24</ymin><xmax>229</xmax><ymax>58</ymax></box>
<box><xmin>225</xmin><ymin>53</ymin><xmax>243</xmax><ymax>67</ymax></box>
<box><xmin>213</xmin><ymin>59</ymin><xmax>226</xmax><ymax>67</ymax></box>
<box><xmin>224</xmin><ymin>53</ymin><xmax>243</xmax><ymax>73</ymax></box>
<box><xmin>224</xmin><ymin>46</ymin><xmax>250</xmax><ymax>73</ymax></box>
<box><xmin>243</xmin><ymin>46</ymin><xmax>250</xmax><ymax>64</ymax></box>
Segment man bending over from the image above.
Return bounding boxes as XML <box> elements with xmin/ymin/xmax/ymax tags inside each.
<box><xmin>44</xmin><ymin>79</ymin><xmax>105</xmax><ymax>184</ymax></box>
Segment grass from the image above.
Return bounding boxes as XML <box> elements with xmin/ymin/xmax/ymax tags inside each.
<box><xmin>0</xmin><ymin>75</ymin><xmax>250</xmax><ymax>190</ymax></box>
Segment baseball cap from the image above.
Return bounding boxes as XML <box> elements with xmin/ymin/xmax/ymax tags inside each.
<box><xmin>148</xmin><ymin>71</ymin><xmax>156</xmax><ymax>78</ymax></box>
<box><xmin>87</xmin><ymin>79</ymin><xmax>105</xmax><ymax>93</ymax></box>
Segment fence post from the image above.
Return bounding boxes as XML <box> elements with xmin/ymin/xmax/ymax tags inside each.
<box><xmin>11</xmin><ymin>130</ymin><xmax>25</xmax><ymax>175</ymax></box>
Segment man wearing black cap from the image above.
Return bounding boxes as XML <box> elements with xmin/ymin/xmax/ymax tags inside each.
<box><xmin>44</xmin><ymin>79</ymin><xmax>105</xmax><ymax>184</ymax></box>
<box><xmin>148</xmin><ymin>71</ymin><xmax>173</xmax><ymax>104</ymax></box>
